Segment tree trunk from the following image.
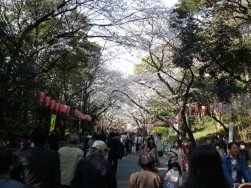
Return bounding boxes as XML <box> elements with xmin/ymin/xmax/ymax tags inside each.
<box><xmin>181</xmin><ymin>67</ymin><xmax>196</xmax><ymax>149</ymax></box>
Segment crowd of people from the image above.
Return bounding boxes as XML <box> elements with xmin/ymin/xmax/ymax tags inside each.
<box><xmin>0</xmin><ymin>125</ymin><xmax>251</xmax><ymax>188</ymax></box>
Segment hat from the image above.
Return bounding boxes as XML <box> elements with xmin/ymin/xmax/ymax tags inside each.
<box><xmin>69</xmin><ymin>135</ymin><xmax>79</xmax><ymax>144</ymax></box>
<box><xmin>92</xmin><ymin>140</ymin><xmax>109</xmax><ymax>150</ymax></box>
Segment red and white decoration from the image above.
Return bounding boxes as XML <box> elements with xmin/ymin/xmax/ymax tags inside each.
<box><xmin>187</xmin><ymin>102</ymin><xmax>224</xmax><ymax>117</ymax></box>
<box><xmin>73</xmin><ymin>109</ymin><xmax>92</xmax><ymax>122</ymax></box>
<box><xmin>37</xmin><ymin>91</ymin><xmax>73</xmax><ymax>116</ymax></box>
<box><xmin>38</xmin><ymin>91</ymin><xmax>225</xmax><ymax>129</ymax></box>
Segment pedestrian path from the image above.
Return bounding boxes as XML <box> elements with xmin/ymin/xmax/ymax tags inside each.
<box><xmin>116</xmin><ymin>152</ymin><xmax>168</xmax><ymax>188</ymax></box>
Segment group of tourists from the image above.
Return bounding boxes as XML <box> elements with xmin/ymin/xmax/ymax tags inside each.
<box><xmin>0</xmin><ymin>125</ymin><xmax>251</xmax><ymax>188</ymax></box>
<box><xmin>129</xmin><ymin>134</ymin><xmax>251</xmax><ymax>188</ymax></box>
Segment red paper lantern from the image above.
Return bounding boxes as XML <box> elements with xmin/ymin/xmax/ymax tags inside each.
<box><xmin>50</xmin><ymin>100</ymin><xmax>56</xmax><ymax>110</ymax></box>
<box><xmin>66</xmin><ymin>106</ymin><xmax>70</xmax><ymax>114</ymax></box>
<box><xmin>37</xmin><ymin>91</ymin><xmax>46</xmax><ymax>104</ymax></box>
<box><xmin>55</xmin><ymin>103</ymin><xmax>60</xmax><ymax>112</ymax></box>
<box><xmin>73</xmin><ymin>109</ymin><xmax>77</xmax><ymax>117</ymax></box>
<box><xmin>45</xmin><ymin>96</ymin><xmax>51</xmax><ymax>107</ymax></box>
<box><xmin>60</xmin><ymin>105</ymin><xmax>65</xmax><ymax>114</ymax></box>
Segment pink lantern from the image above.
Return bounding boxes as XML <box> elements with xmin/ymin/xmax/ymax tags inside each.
<box><xmin>50</xmin><ymin>100</ymin><xmax>56</xmax><ymax>111</ymax></box>
<box><xmin>45</xmin><ymin>96</ymin><xmax>51</xmax><ymax>107</ymax></box>
<box><xmin>37</xmin><ymin>91</ymin><xmax>46</xmax><ymax>104</ymax></box>
<box><xmin>55</xmin><ymin>103</ymin><xmax>60</xmax><ymax>112</ymax></box>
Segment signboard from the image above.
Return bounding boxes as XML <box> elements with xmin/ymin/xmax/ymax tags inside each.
<box><xmin>229</xmin><ymin>122</ymin><xmax>234</xmax><ymax>142</ymax></box>
<box><xmin>50</xmin><ymin>114</ymin><xmax>57</xmax><ymax>132</ymax></box>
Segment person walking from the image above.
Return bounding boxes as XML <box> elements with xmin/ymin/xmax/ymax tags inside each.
<box><xmin>222</xmin><ymin>142</ymin><xmax>251</xmax><ymax>188</ymax></box>
<box><xmin>171</xmin><ymin>140</ymin><xmax>184</xmax><ymax>171</ymax></box>
<box><xmin>58</xmin><ymin>135</ymin><xmax>83</xmax><ymax>188</ymax></box>
<box><xmin>134</xmin><ymin>134</ymin><xmax>142</xmax><ymax>153</ymax></box>
<box><xmin>0</xmin><ymin>147</ymin><xmax>24</xmax><ymax>188</ymax></box>
<box><xmin>165</xmin><ymin>162</ymin><xmax>180</xmax><ymax>188</ymax></box>
<box><xmin>107</xmin><ymin>132</ymin><xmax>124</xmax><ymax>176</ymax></box>
<box><xmin>48</xmin><ymin>130</ymin><xmax>60</xmax><ymax>151</ymax></box>
<box><xmin>183</xmin><ymin>145</ymin><xmax>229</xmax><ymax>188</ymax></box>
<box><xmin>11</xmin><ymin>125</ymin><xmax>61</xmax><ymax>188</ymax></box>
<box><xmin>170</xmin><ymin>140</ymin><xmax>185</xmax><ymax>187</ymax></box>
<box><xmin>87</xmin><ymin>133</ymin><xmax>97</xmax><ymax>156</ymax></box>
<box><xmin>128</xmin><ymin>152</ymin><xmax>164</xmax><ymax>188</ymax></box>
<box><xmin>154</xmin><ymin>134</ymin><xmax>163</xmax><ymax>157</ymax></box>
<box><xmin>239</xmin><ymin>141</ymin><xmax>249</xmax><ymax>163</ymax></box>
<box><xmin>71</xmin><ymin>140</ymin><xmax>117</xmax><ymax>188</ymax></box>
<box><xmin>80</xmin><ymin>133</ymin><xmax>89</xmax><ymax>158</ymax></box>
<box><xmin>143</xmin><ymin>136</ymin><xmax>159</xmax><ymax>166</ymax></box>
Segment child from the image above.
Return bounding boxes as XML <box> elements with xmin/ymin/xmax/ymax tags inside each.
<box><xmin>165</xmin><ymin>162</ymin><xmax>180</xmax><ymax>188</ymax></box>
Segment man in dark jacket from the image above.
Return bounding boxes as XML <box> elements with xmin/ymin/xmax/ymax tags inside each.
<box><xmin>11</xmin><ymin>125</ymin><xmax>60</xmax><ymax>188</ymax></box>
<box><xmin>71</xmin><ymin>140</ymin><xmax>117</xmax><ymax>188</ymax></box>
<box><xmin>107</xmin><ymin>132</ymin><xmax>124</xmax><ymax>176</ymax></box>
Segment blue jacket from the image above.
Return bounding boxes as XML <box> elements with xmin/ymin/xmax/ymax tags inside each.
<box><xmin>222</xmin><ymin>154</ymin><xmax>251</xmax><ymax>186</ymax></box>
<box><xmin>0</xmin><ymin>176</ymin><xmax>24</xmax><ymax>188</ymax></box>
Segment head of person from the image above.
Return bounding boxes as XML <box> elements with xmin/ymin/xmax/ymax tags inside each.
<box><xmin>0</xmin><ymin>147</ymin><xmax>14</xmax><ymax>175</ymax></box>
<box><xmin>92</xmin><ymin>140</ymin><xmax>109</xmax><ymax>156</ymax></box>
<box><xmin>171</xmin><ymin>162</ymin><xmax>180</xmax><ymax>171</ymax></box>
<box><xmin>157</xmin><ymin>133</ymin><xmax>162</xmax><ymax>138</ymax></box>
<box><xmin>91</xmin><ymin>132</ymin><xmax>98</xmax><ymax>140</ymax></box>
<box><xmin>19</xmin><ymin>133</ymin><xmax>31</xmax><ymax>152</ymax></box>
<box><xmin>147</xmin><ymin>136</ymin><xmax>155</xmax><ymax>147</ymax></box>
<box><xmin>184</xmin><ymin>145</ymin><xmax>229</xmax><ymax>188</ymax></box>
<box><xmin>115</xmin><ymin>132</ymin><xmax>120</xmax><ymax>139</ymax></box>
<box><xmin>228</xmin><ymin>142</ymin><xmax>240</xmax><ymax>157</ymax></box>
<box><xmin>31</xmin><ymin>125</ymin><xmax>49</xmax><ymax>147</ymax></box>
<box><xmin>69</xmin><ymin>135</ymin><xmax>79</xmax><ymax>145</ymax></box>
<box><xmin>110</xmin><ymin>132</ymin><xmax>116</xmax><ymax>139</ymax></box>
<box><xmin>205</xmin><ymin>135</ymin><xmax>213</xmax><ymax>145</ymax></box>
<box><xmin>138</xmin><ymin>152</ymin><xmax>156</xmax><ymax>171</ymax></box>
<box><xmin>238</xmin><ymin>141</ymin><xmax>246</xmax><ymax>150</ymax></box>
<box><xmin>183</xmin><ymin>139</ymin><xmax>189</xmax><ymax>146</ymax></box>
<box><xmin>173</xmin><ymin>140</ymin><xmax>180</xmax><ymax>148</ymax></box>
<box><xmin>217</xmin><ymin>134</ymin><xmax>223</xmax><ymax>139</ymax></box>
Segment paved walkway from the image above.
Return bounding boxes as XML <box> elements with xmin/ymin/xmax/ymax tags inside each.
<box><xmin>116</xmin><ymin>151</ymin><xmax>168</xmax><ymax>188</ymax></box>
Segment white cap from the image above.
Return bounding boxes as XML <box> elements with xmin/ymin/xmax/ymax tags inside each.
<box><xmin>92</xmin><ymin>140</ymin><xmax>109</xmax><ymax>150</ymax></box>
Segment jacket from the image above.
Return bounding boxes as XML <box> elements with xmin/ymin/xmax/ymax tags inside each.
<box><xmin>0</xmin><ymin>176</ymin><xmax>24</xmax><ymax>188</ymax></box>
<box><xmin>14</xmin><ymin>147</ymin><xmax>61</xmax><ymax>188</ymax></box>
<box><xmin>71</xmin><ymin>154</ymin><xmax>117</xmax><ymax>188</ymax></box>
<box><xmin>128</xmin><ymin>170</ymin><xmax>164</xmax><ymax>188</ymax></box>
<box><xmin>58</xmin><ymin>146</ymin><xmax>83</xmax><ymax>186</ymax></box>
<box><xmin>107</xmin><ymin>138</ymin><xmax>124</xmax><ymax>159</ymax></box>
<box><xmin>221</xmin><ymin>154</ymin><xmax>251</xmax><ymax>186</ymax></box>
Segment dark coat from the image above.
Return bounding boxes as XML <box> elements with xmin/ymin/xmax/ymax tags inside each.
<box><xmin>107</xmin><ymin>138</ymin><xmax>124</xmax><ymax>159</ymax></box>
<box><xmin>12</xmin><ymin>147</ymin><xmax>60</xmax><ymax>188</ymax></box>
<box><xmin>71</xmin><ymin>154</ymin><xmax>117</xmax><ymax>188</ymax></box>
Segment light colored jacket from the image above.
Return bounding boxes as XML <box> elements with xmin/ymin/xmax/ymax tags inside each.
<box><xmin>128</xmin><ymin>170</ymin><xmax>164</xmax><ymax>188</ymax></box>
<box><xmin>58</xmin><ymin>146</ymin><xmax>83</xmax><ymax>186</ymax></box>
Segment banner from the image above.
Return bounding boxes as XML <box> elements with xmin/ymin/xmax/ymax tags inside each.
<box><xmin>50</xmin><ymin>114</ymin><xmax>57</xmax><ymax>132</ymax></box>
<box><xmin>229</xmin><ymin>122</ymin><xmax>234</xmax><ymax>142</ymax></box>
